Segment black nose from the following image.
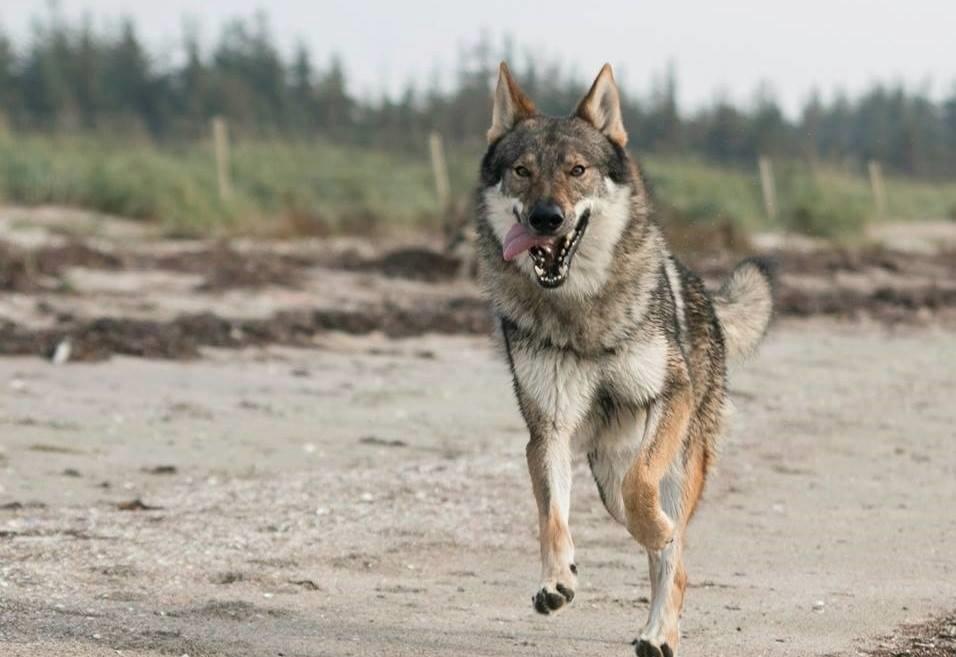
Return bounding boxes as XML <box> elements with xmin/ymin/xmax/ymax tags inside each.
<box><xmin>528</xmin><ymin>203</ymin><xmax>565</xmax><ymax>234</ymax></box>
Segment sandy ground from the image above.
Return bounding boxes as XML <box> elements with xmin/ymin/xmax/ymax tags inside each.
<box><xmin>1</xmin><ymin>318</ymin><xmax>954</xmax><ymax>657</ymax></box>
<box><xmin>1</xmin><ymin>207</ymin><xmax>954</xmax><ymax>655</ymax></box>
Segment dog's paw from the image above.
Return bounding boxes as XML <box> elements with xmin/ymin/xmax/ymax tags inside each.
<box><xmin>532</xmin><ymin>581</ymin><xmax>575</xmax><ymax>614</ymax></box>
<box><xmin>533</xmin><ymin>558</ymin><xmax>578</xmax><ymax>615</ymax></box>
<box><xmin>633</xmin><ymin>638</ymin><xmax>674</xmax><ymax>657</ymax></box>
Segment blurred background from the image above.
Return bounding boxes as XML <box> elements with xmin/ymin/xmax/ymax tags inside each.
<box><xmin>0</xmin><ymin>0</ymin><xmax>955</xmax><ymax>238</ymax></box>
<box><xmin>1</xmin><ymin>3</ymin><xmax>954</xmax><ymax>657</ymax></box>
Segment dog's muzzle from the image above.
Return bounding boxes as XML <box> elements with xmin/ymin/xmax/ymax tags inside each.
<box><xmin>529</xmin><ymin>209</ymin><xmax>591</xmax><ymax>288</ymax></box>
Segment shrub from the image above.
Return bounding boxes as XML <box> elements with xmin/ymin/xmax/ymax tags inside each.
<box><xmin>781</xmin><ymin>180</ymin><xmax>870</xmax><ymax>239</ymax></box>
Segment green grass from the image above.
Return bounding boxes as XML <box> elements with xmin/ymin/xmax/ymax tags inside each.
<box><xmin>1</xmin><ymin>134</ymin><xmax>954</xmax><ymax>239</ymax></box>
<box><xmin>0</xmin><ymin>135</ymin><xmax>450</xmax><ymax>236</ymax></box>
<box><xmin>644</xmin><ymin>156</ymin><xmax>956</xmax><ymax>240</ymax></box>
<box><xmin>641</xmin><ymin>157</ymin><xmax>766</xmax><ymax>229</ymax></box>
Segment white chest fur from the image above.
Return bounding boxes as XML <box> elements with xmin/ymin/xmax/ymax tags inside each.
<box><xmin>510</xmin><ymin>344</ymin><xmax>600</xmax><ymax>438</ymax></box>
<box><xmin>509</xmin><ymin>333</ymin><xmax>668</xmax><ymax>441</ymax></box>
<box><xmin>603</xmin><ymin>333</ymin><xmax>669</xmax><ymax>408</ymax></box>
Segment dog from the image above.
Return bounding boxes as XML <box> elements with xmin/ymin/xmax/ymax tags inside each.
<box><xmin>474</xmin><ymin>62</ymin><xmax>773</xmax><ymax>656</ymax></box>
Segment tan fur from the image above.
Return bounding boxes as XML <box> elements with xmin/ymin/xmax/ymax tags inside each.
<box><xmin>526</xmin><ymin>432</ymin><xmax>577</xmax><ymax>611</ymax></box>
<box><xmin>680</xmin><ymin>440</ymin><xmax>708</xmax><ymax>526</ymax></box>
<box><xmin>659</xmin><ymin>442</ymin><xmax>707</xmax><ymax>652</ymax></box>
<box><xmin>539</xmin><ymin>506</ymin><xmax>574</xmax><ymax>577</ymax></box>
<box><xmin>527</xmin><ymin>439</ymin><xmax>573</xmax><ymax>557</ymax></box>
<box><xmin>476</xmin><ymin>63</ymin><xmax>773</xmax><ymax>655</ymax></box>
<box><xmin>667</xmin><ymin>560</ymin><xmax>687</xmax><ymax>647</ymax></box>
<box><xmin>621</xmin><ymin>381</ymin><xmax>692</xmax><ymax>550</ymax></box>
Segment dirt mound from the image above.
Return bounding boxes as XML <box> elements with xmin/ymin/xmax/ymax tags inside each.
<box><xmin>147</xmin><ymin>244</ymin><xmax>463</xmax><ymax>287</ymax></box>
<box><xmin>149</xmin><ymin>244</ymin><xmax>307</xmax><ymax>291</ymax></box>
<box><xmin>770</xmin><ymin>246</ymin><xmax>956</xmax><ymax>278</ymax></box>
<box><xmin>5</xmin><ymin>276</ymin><xmax>955</xmax><ymax>362</ymax></box>
<box><xmin>0</xmin><ymin>298</ymin><xmax>492</xmax><ymax>361</ymax></box>
<box><xmin>684</xmin><ymin>245</ymin><xmax>956</xmax><ymax>281</ymax></box>
<box><xmin>663</xmin><ymin>217</ymin><xmax>754</xmax><ymax>258</ymax></box>
<box><xmin>778</xmin><ymin>284</ymin><xmax>956</xmax><ymax>322</ymax></box>
<box><xmin>4</xmin><ymin>233</ymin><xmax>956</xmax><ymax>361</ymax></box>
<box><xmin>2</xmin><ymin>238</ymin><xmax>466</xmax><ymax>292</ymax></box>
<box><xmin>37</xmin><ymin>241</ymin><xmax>124</xmax><ymax>272</ymax></box>
<box><xmin>0</xmin><ymin>242</ymin><xmax>37</xmax><ymax>291</ymax></box>
<box><xmin>1</xmin><ymin>240</ymin><xmax>124</xmax><ymax>291</ymax></box>
<box><xmin>348</xmin><ymin>247</ymin><xmax>462</xmax><ymax>282</ymax></box>
<box><xmin>864</xmin><ymin>610</ymin><xmax>956</xmax><ymax>657</ymax></box>
<box><xmin>0</xmin><ymin>317</ymin><xmax>209</xmax><ymax>360</ymax></box>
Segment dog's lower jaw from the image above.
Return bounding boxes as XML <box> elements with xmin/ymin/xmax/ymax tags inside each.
<box><xmin>529</xmin><ymin>209</ymin><xmax>590</xmax><ymax>289</ymax></box>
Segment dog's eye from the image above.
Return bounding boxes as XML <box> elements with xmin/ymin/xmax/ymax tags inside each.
<box><xmin>514</xmin><ymin>166</ymin><xmax>531</xmax><ymax>178</ymax></box>
<box><xmin>569</xmin><ymin>165</ymin><xmax>586</xmax><ymax>177</ymax></box>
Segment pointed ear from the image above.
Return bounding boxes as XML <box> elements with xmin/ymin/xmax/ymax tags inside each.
<box><xmin>576</xmin><ymin>63</ymin><xmax>627</xmax><ymax>147</ymax></box>
<box><xmin>487</xmin><ymin>62</ymin><xmax>537</xmax><ymax>143</ymax></box>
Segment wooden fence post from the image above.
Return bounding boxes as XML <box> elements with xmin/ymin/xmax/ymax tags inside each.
<box><xmin>758</xmin><ymin>156</ymin><xmax>778</xmax><ymax>222</ymax></box>
<box><xmin>211</xmin><ymin>116</ymin><xmax>232</xmax><ymax>201</ymax></box>
<box><xmin>868</xmin><ymin>160</ymin><xmax>887</xmax><ymax>219</ymax></box>
<box><xmin>429</xmin><ymin>131</ymin><xmax>451</xmax><ymax>213</ymax></box>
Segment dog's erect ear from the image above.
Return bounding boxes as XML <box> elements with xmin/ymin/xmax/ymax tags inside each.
<box><xmin>576</xmin><ymin>63</ymin><xmax>627</xmax><ymax>147</ymax></box>
<box><xmin>488</xmin><ymin>62</ymin><xmax>537</xmax><ymax>143</ymax></box>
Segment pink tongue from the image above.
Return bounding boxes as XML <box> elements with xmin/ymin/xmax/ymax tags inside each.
<box><xmin>502</xmin><ymin>223</ymin><xmax>552</xmax><ymax>261</ymax></box>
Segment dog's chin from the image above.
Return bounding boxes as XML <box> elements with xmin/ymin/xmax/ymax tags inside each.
<box><xmin>528</xmin><ymin>210</ymin><xmax>591</xmax><ymax>289</ymax></box>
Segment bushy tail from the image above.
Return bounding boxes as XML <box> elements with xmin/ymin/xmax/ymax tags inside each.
<box><xmin>713</xmin><ymin>258</ymin><xmax>774</xmax><ymax>361</ymax></box>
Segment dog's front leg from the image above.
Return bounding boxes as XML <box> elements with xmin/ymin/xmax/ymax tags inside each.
<box><xmin>526</xmin><ymin>431</ymin><xmax>577</xmax><ymax>614</ymax></box>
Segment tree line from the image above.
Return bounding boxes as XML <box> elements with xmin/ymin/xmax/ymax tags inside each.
<box><xmin>1</xmin><ymin>11</ymin><xmax>955</xmax><ymax>178</ymax></box>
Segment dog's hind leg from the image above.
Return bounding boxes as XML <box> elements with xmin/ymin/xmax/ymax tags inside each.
<box><xmin>636</xmin><ymin>535</ymin><xmax>683</xmax><ymax>656</ymax></box>
<box><xmin>622</xmin><ymin>382</ymin><xmax>691</xmax><ymax>551</ymax></box>
<box><xmin>624</xmin><ymin>383</ymin><xmax>693</xmax><ymax>656</ymax></box>
<box><xmin>637</xmin><ymin>461</ymin><xmax>689</xmax><ymax>653</ymax></box>
<box><xmin>633</xmin><ymin>412</ymin><xmax>711</xmax><ymax>657</ymax></box>
<box><xmin>526</xmin><ymin>433</ymin><xmax>577</xmax><ymax>615</ymax></box>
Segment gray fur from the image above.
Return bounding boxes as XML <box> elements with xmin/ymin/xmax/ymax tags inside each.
<box><xmin>476</xmin><ymin>63</ymin><xmax>773</xmax><ymax>653</ymax></box>
<box><xmin>713</xmin><ymin>258</ymin><xmax>775</xmax><ymax>360</ymax></box>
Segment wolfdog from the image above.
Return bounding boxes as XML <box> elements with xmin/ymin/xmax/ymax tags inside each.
<box><xmin>474</xmin><ymin>62</ymin><xmax>773</xmax><ymax>656</ymax></box>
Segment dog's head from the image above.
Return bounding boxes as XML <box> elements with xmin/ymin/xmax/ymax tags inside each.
<box><xmin>479</xmin><ymin>62</ymin><xmax>637</xmax><ymax>293</ymax></box>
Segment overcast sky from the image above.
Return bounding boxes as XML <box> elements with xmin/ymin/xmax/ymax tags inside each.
<box><xmin>2</xmin><ymin>0</ymin><xmax>954</xmax><ymax>116</ymax></box>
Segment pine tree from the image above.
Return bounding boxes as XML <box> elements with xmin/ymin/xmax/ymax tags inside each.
<box><xmin>0</xmin><ymin>27</ymin><xmax>18</xmax><ymax>126</ymax></box>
